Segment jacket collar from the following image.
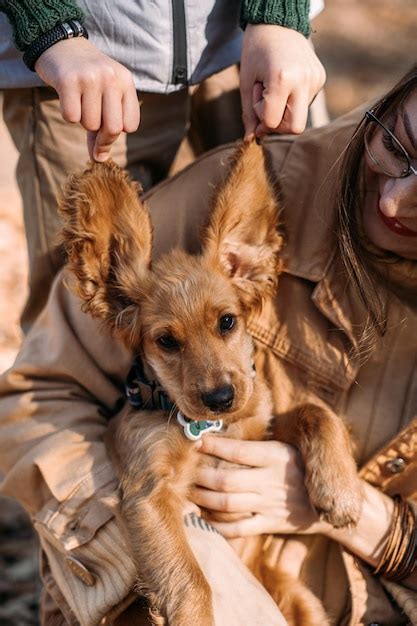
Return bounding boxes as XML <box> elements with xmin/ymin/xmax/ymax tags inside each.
<box><xmin>266</xmin><ymin>106</ymin><xmax>366</xmax><ymax>282</ymax></box>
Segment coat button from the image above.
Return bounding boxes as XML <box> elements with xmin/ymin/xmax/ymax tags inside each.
<box><xmin>385</xmin><ymin>457</ymin><xmax>406</xmax><ymax>474</ymax></box>
<box><xmin>65</xmin><ymin>556</ymin><xmax>96</xmax><ymax>586</ymax></box>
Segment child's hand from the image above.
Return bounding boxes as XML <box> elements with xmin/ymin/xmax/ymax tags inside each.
<box><xmin>240</xmin><ymin>24</ymin><xmax>326</xmax><ymax>138</ymax></box>
<box><xmin>35</xmin><ymin>37</ymin><xmax>140</xmax><ymax>162</ymax></box>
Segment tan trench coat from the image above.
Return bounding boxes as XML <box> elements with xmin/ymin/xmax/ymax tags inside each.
<box><xmin>0</xmin><ymin>108</ymin><xmax>416</xmax><ymax>626</ymax></box>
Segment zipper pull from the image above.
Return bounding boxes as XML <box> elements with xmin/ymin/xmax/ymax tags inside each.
<box><xmin>173</xmin><ymin>65</ymin><xmax>187</xmax><ymax>85</ymax></box>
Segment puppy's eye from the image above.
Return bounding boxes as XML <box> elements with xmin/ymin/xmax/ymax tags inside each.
<box><xmin>157</xmin><ymin>335</ymin><xmax>180</xmax><ymax>351</ymax></box>
<box><xmin>219</xmin><ymin>314</ymin><xmax>236</xmax><ymax>334</ymax></box>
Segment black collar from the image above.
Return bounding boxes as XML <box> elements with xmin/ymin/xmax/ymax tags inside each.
<box><xmin>125</xmin><ymin>356</ymin><xmax>175</xmax><ymax>412</ymax></box>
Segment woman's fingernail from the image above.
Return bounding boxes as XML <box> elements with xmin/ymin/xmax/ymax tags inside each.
<box><xmin>95</xmin><ymin>152</ymin><xmax>108</xmax><ymax>162</ymax></box>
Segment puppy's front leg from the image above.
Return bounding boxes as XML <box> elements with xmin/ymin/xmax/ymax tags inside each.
<box><xmin>109</xmin><ymin>409</ymin><xmax>214</xmax><ymax>626</ymax></box>
<box><xmin>277</xmin><ymin>405</ymin><xmax>363</xmax><ymax>528</ymax></box>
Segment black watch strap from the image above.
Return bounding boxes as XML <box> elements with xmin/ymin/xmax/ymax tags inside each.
<box><xmin>23</xmin><ymin>20</ymin><xmax>88</xmax><ymax>72</ymax></box>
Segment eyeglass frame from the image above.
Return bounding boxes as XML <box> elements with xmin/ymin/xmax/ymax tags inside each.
<box><xmin>364</xmin><ymin>109</ymin><xmax>417</xmax><ymax>179</ymax></box>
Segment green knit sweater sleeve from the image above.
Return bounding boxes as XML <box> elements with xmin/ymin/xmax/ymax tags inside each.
<box><xmin>0</xmin><ymin>0</ymin><xmax>85</xmax><ymax>51</ymax></box>
<box><xmin>241</xmin><ymin>0</ymin><xmax>311</xmax><ymax>37</ymax></box>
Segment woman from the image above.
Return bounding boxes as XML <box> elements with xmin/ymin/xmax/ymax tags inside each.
<box><xmin>192</xmin><ymin>64</ymin><xmax>417</xmax><ymax>624</ymax></box>
<box><xmin>0</xmin><ymin>66</ymin><xmax>416</xmax><ymax>625</ymax></box>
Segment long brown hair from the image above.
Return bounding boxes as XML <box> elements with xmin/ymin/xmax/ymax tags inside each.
<box><xmin>336</xmin><ymin>64</ymin><xmax>417</xmax><ymax>352</ymax></box>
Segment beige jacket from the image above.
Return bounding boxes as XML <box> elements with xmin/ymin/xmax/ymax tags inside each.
<box><xmin>0</xmin><ymin>109</ymin><xmax>416</xmax><ymax>625</ymax></box>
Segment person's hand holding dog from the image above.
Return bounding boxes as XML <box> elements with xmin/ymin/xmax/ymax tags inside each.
<box><xmin>194</xmin><ymin>436</ymin><xmax>396</xmax><ymax>570</ymax></box>
<box><xmin>194</xmin><ymin>436</ymin><xmax>323</xmax><ymax>537</ymax></box>
<box><xmin>240</xmin><ymin>24</ymin><xmax>326</xmax><ymax>138</ymax></box>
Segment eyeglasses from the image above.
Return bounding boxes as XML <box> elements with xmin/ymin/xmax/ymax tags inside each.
<box><xmin>364</xmin><ymin>109</ymin><xmax>417</xmax><ymax>179</ymax></box>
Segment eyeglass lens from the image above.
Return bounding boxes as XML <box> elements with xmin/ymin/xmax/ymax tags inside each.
<box><xmin>365</xmin><ymin>116</ymin><xmax>410</xmax><ymax>178</ymax></box>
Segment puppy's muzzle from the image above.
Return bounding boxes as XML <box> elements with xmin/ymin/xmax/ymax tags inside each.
<box><xmin>200</xmin><ymin>385</ymin><xmax>234</xmax><ymax>413</ymax></box>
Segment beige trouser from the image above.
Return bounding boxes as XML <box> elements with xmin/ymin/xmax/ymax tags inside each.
<box><xmin>2</xmin><ymin>66</ymin><xmax>243</xmax><ymax>331</ymax></box>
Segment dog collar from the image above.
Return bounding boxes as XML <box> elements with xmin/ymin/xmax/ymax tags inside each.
<box><xmin>126</xmin><ymin>357</ymin><xmax>224</xmax><ymax>441</ymax></box>
<box><xmin>126</xmin><ymin>356</ymin><xmax>174</xmax><ymax>412</ymax></box>
<box><xmin>177</xmin><ymin>411</ymin><xmax>223</xmax><ymax>441</ymax></box>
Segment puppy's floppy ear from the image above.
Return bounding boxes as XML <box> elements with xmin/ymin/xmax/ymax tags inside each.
<box><xmin>59</xmin><ymin>160</ymin><xmax>152</xmax><ymax>334</ymax></box>
<box><xmin>203</xmin><ymin>141</ymin><xmax>284</xmax><ymax>311</ymax></box>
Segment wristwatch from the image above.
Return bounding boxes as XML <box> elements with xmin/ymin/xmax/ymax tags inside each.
<box><xmin>23</xmin><ymin>20</ymin><xmax>89</xmax><ymax>72</ymax></box>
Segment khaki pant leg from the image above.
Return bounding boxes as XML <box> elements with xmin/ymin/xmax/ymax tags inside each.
<box><xmin>2</xmin><ymin>87</ymin><xmax>126</xmax><ymax>330</ymax></box>
<box><xmin>169</xmin><ymin>65</ymin><xmax>244</xmax><ymax>174</ymax></box>
<box><xmin>189</xmin><ymin>64</ymin><xmax>243</xmax><ymax>154</ymax></box>
<box><xmin>126</xmin><ymin>89</ymin><xmax>190</xmax><ymax>189</ymax></box>
<box><xmin>2</xmin><ymin>87</ymin><xmax>189</xmax><ymax>330</ymax></box>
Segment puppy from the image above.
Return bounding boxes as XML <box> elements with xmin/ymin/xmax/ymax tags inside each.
<box><xmin>59</xmin><ymin>142</ymin><xmax>362</xmax><ymax>626</ymax></box>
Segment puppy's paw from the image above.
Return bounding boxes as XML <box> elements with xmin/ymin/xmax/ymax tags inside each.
<box><xmin>305</xmin><ymin>461</ymin><xmax>363</xmax><ymax>528</ymax></box>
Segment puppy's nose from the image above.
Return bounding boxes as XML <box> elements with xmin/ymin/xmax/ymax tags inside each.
<box><xmin>201</xmin><ymin>385</ymin><xmax>234</xmax><ymax>412</ymax></box>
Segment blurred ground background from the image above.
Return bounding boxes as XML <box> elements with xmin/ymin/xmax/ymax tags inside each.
<box><xmin>0</xmin><ymin>0</ymin><xmax>416</xmax><ymax>623</ymax></box>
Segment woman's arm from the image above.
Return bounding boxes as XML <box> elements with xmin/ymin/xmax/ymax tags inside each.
<box><xmin>326</xmin><ymin>481</ymin><xmax>394</xmax><ymax>567</ymax></box>
<box><xmin>184</xmin><ymin>512</ymin><xmax>287</xmax><ymax>625</ymax></box>
<box><xmin>0</xmin><ymin>275</ymin><xmax>138</xmax><ymax>625</ymax></box>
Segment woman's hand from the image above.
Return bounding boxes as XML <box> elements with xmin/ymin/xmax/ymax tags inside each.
<box><xmin>240</xmin><ymin>24</ymin><xmax>326</xmax><ymax>139</ymax></box>
<box><xmin>194</xmin><ymin>436</ymin><xmax>397</xmax><ymax>572</ymax></box>
<box><xmin>35</xmin><ymin>37</ymin><xmax>140</xmax><ymax>162</ymax></box>
<box><xmin>193</xmin><ymin>435</ymin><xmax>325</xmax><ymax>538</ymax></box>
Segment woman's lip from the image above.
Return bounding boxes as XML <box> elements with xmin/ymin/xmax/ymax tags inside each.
<box><xmin>378</xmin><ymin>206</ymin><xmax>417</xmax><ymax>237</ymax></box>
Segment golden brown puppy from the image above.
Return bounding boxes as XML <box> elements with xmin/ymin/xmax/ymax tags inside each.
<box><xmin>59</xmin><ymin>142</ymin><xmax>362</xmax><ymax>626</ymax></box>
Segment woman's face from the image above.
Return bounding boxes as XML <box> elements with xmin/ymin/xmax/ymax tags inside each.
<box><xmin>363</xmin><ymin>90</ymin><xmax>417</xmax><ymax>260</ymax></box>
